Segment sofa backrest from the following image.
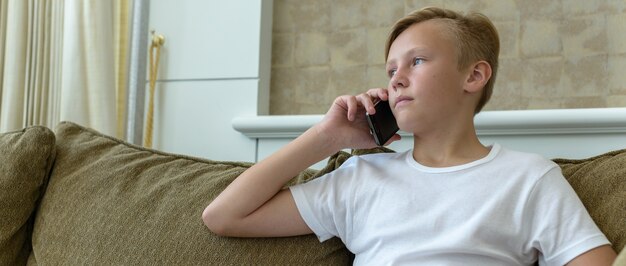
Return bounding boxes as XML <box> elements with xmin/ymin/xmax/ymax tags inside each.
<box><xmin>0</xmin><ymin>126</ymin><xmax>56</xmax><ymax>265</ymax></box>
<box><xmin>26</xmin><ymin>122</ymin><xmax>351</xmax><ymax>264</ymax></box>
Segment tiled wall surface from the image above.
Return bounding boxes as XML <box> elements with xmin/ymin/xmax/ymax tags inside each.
<box><xmin>270</xmin><ymin>0</ymin><xmax>626</xmax><ymax>114</ymax></box>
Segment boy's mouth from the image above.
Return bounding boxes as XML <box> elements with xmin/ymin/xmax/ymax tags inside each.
<box><xmin>394</xmin><ymin>96</ymin><xmax>413</xmax><ymax>108</ymax></box>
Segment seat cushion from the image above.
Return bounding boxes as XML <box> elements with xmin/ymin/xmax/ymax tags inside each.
<box><xmin>28</xmin><ymin>122</ymin><xmax>350</xmax><ymax>265</ymax></box>
<box><xmin>0</xmin><ymin>126</ymin><xmax>56</xmax><ymax>265</ymax></box>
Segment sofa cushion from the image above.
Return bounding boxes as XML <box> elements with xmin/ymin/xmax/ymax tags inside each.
<box><xmin>28</xmin><ymin>122</ymin><xmax>350</xmax><ymax>265</ymax></box>
<box><xmin>554</xmin><ymin>150</ymin><xmax>626</xmax><ymax>253</ymax></box>
<box><xmin>0</xmin><ymin>126</ymin><xmax>56</xmax><ymax>265</ymax></box>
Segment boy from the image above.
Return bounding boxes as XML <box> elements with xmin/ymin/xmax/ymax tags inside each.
<box><xmin>203</xmin><ymin>7</ymin><xmax>616</xmax><ymax>265</ymax></box>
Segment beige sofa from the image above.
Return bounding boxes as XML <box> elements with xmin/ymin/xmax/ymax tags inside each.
<box><xmin>1</xmin><ymin>122</ymin><xmax>624</xmax><ymax>265</ymax></box>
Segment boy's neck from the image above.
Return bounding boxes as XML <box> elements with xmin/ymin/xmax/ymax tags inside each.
<box><xmin>411</xmin><ymin>126</ymin><xmax>489</xmax><ymax>168</ymax></box>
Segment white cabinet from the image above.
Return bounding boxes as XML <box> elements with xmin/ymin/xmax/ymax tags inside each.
<box><xmin>147</xmin><ymin>0</ymin><xmax>272</xmax><ymax>162</ymax></box>
<box><xmin>149</xmin><ymin>1</ymin><xmax>268</xmax><ymax>80</ymax></box>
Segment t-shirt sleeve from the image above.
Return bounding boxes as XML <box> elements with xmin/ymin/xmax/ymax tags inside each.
<box><xmin>289</xmin><ymin>157</ymin><xmax>358</xmax><ymax>243</ymax></box>
<box><xmin>527</xmin><ymin>167</ymin><xmax>610</xmax><ymax>266</ymax></box>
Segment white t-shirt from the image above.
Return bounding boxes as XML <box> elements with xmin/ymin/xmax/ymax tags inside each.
<box><xmin>289</xmin><ymin>144</ymin><xmax>609</xmax><ymax>266</ymax></box>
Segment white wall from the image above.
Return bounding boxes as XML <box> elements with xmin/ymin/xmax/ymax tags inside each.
<box><xmin>148</xmin><ymin>0</ymin><xmax>272</xmax><ymax>162</ymax></box>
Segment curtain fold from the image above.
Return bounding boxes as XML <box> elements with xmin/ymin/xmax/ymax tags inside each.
<box><xmin>60</xmin><ymin>0</ymin><xmax>116</xmax><ymax>136</ymax></box>
<box><xmin>114</xmin><ymin>0</ymin><xmax>130</xmax><ymax>139</ymax></box>
<box><xmin>0</xmin><ymin>0</ymin><xmax>28</xmax><ymax>131</ymax></box>
<box><xmin>48</xmin><ymin>0</ymin><xmax>64</xmax><ymax>127</ymax></box>
<box><xmin>0</xmin><ymin>0</ymin><xmax>7</xmax><ymax>117</ymax></box>
<box><xmin>0</xmin><ymin>1</ymin><xmax>5</xmax><ymax>106</ymax></box>
<box><xmin>0</xmin><ymin>0</ymin><xmax>130</xmax><ymax>136</ymax></box>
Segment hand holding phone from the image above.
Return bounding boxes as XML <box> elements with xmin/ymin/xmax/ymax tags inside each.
<box><xmin>366</xmin><ymin>100</ymin><xmax>399</xmax><ymax>146</ymax></box>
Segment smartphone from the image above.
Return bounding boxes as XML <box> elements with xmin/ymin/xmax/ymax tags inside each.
<box><xmin>366</xmin><ymin>100</ymin><xmax>399</xmax><ymax>146</ymax></box>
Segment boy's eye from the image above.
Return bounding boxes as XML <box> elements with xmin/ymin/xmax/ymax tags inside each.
<box><xmin>388</xmin><ymin>69</ymin><xmax>397</xmax><ymax>77</ymax></box>
<box><xmin>413</xmin><ymin>57</ymin><xmax>424</xmax><ymax>65</ymax></box>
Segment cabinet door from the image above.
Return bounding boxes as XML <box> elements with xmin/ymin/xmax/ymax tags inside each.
<box><xmin>147</xmin><ymin>0</ymin><xmax>272</xmax><ymax>161</ymax></box>
<box><xmin>149</xmin><ymin>0</ymin><xmax>265</xmax><ymax>80</ymax></box>
<box><xmin>151</xmin><ymin>79</ymin><xmax>259</xmax><ymax>162</ymax></box>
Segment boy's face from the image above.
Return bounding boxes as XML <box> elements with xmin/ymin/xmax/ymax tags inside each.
<box><xmin>386</xmin><ymin>20</ymin><xmax>472</xmax><ymax>133</ymax></box>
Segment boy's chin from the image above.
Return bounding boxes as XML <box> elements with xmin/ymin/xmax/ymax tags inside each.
<box><xmin>397</xmin><ymin>119</ymin><xmax>427</xmax><ymax>135</ymax></box>
<box><xmin>396</xmin><ymin>123</ymin><xmax>415</xmax><ymax>134</ymax></box>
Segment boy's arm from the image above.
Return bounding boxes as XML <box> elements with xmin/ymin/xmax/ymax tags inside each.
<box><xmin>202</xmin><ymin>125</ymin><xmax>338</xmax><ymax>237</ymax></box>
<box><xmin>202</xmin><ymin>89</ymin><xmax>398</xmax><ymax>237</ymax></box>
<box><xmin>566</xmin><ymin>245</ymin><xmax>616</xmax><ymax>266</ymax></box>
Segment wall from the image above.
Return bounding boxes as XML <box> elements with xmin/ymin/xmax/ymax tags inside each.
<box><xmin>148</xmin><ymin>0</ymin><xmax>272</xmax><ymax>161</ymax></box>
<box><xmin>270</xmin><ymin>0</ymin><xmax>626</xmax><ymax>115</ymax></box>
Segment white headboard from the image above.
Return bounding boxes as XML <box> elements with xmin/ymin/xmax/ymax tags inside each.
<box><xmin>232</xmin><ymin>108</ymin><xmax>626</xmax><ymax>169</ymax></box>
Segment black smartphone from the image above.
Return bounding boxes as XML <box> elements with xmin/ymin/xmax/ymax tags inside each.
<box><xmin>366</xmin><ymin>100</ymin><xmax>399</xmax><ymax>146</ymax></box>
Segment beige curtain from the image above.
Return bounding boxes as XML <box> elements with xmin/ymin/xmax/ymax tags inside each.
<box><xmin>114</xmin><ymin>0</ymin><xmax>130</xmax><ymax>139</ymax></box>
<box><xmin>0</xmin><ymin>0</ymin><xmax>30</xmax><ymax>131</ymax></box>
<box><xmin>0</xmin><ymin>0</ymin><xmax>130</xmax><ymax>137</ymax></box>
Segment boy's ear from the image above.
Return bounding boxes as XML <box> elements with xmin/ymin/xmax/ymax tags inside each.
<box><xmin>464</xmin><ymin>61</ymin><xmax>492</xmax><ymax>93</ymax></box>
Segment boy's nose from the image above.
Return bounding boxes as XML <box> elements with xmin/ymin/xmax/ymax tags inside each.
<box><xmin>391</xmin><ymin>71</ymin><xmax>409</xmax><ymax>91</ymax></box>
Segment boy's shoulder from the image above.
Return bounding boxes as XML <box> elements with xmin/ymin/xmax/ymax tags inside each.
<box><xmin>495</xmin><ymin>145</ymin><xmax>559</xmax><ymax>172</ymax></box>
<box><xmin>498</xmin><ymin>145</ymin><xmax>554</xmax><ymax>162</ymax></box>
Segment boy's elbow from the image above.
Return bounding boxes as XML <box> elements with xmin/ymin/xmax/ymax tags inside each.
<box><xmin>202</xmin><ymin>205</ymin><xmax>238</xmax><ymax>237</ymax></box>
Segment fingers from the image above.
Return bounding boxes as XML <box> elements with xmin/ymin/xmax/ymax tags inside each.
<box><xmin>359</xmin><ymin>88</ymin><xmax>389</xmax><ymax>115</ymax></box>
<box><xmin>345</xmin><ymin>96</ymin><xmax>358</xmax><ymax>121</ymax></box>
<box><xmin>356</xmin><ymin>94</ymin><xmax>375</xmax><ymax>115</ymax></box>
<box><xmin>333</xmin><ymin>88</ymin><xmax>389</xmax><ymax>121</ymax></box>
<box><xmin>368</xmin><ymin>88</ymin><xmax>389</xmax><ymax>101</ymax></box>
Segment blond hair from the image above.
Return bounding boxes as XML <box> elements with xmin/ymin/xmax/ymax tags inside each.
<box><xmin>385</xmin><ymin>7</ymin><xmax>500</xmax><ymax>114</ymax></box>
